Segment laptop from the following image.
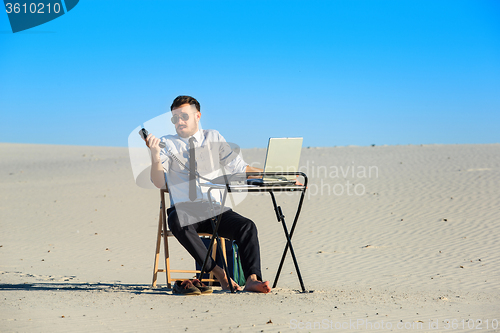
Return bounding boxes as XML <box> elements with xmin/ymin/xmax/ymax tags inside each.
<box><xmin>247</xmin><ymin>137</ymin><xmax>303</xmax><ymax>186</ymax></box>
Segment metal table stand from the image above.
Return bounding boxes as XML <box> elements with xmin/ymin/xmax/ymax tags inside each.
<box><xmin>198</xmin><ymin>172</ymin><xmax>308</xmax><ymax>293</ymax></box>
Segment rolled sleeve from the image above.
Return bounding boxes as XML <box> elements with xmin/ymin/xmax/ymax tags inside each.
<box><xmin>217</xmin><ymin>132</ymin><xmax>248</xmax><ymax>174</ymax></box>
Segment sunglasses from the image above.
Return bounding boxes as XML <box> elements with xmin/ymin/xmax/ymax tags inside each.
<box><xmin>171</xmin><ymin>112</ymin><xmax>196</xmax><ymax>124</ymax></box>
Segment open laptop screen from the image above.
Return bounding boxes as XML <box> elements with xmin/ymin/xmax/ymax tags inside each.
<box><xmin>263</xmin><ymin>137</ymin><xmax>303</xmax><ymax>180</ymax></box>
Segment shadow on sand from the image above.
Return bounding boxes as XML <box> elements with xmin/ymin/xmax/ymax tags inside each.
<box><xmin>0</xmin><ymin>282</ymin><xmax>173</xmax><ymax>296</ymax></box>
<box><xmin>0</xmin><ymin>282</ymin><xmax>242</xmax><ymax>296</ymax></box>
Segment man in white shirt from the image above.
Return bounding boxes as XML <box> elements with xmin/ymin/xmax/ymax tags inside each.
<box><xmin>145</xmin><ymin>95</ymin><xmax>270</xmax><ymax>293</ymax></box>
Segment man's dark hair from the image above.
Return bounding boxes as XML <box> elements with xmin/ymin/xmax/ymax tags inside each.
<box><xmin>170</xmin><ymin>95</ymin><xmax>201</xmax><ymax>112</ymax></box>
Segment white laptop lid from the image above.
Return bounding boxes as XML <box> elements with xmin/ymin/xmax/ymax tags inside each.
<box><xmin>263</xmin><ymin>137</ymin><xmax>303</xmax><ymax>180</ymax></box>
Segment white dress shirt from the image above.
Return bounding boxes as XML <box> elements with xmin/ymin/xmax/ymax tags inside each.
<box><xmin>159</xmin><ymin>129</ymin><xmax>248</xmax><ymax>206</ymax></box>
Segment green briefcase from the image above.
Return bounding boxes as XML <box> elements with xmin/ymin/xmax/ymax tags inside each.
<box><xmin>232</xmin><ymin>242</ymin><xmax>246</xmax><ymax>286</ymax></box>
<box><xmin>196</xmin><ymin>238</ymin><xmax>246</xmax><ymax>286</ymax></box>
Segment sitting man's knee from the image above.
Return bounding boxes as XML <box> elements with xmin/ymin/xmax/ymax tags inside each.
<box><xmin>242</xmin><ymin>218</ymin><xmax>258</xmax><ymax>235</ymax></box>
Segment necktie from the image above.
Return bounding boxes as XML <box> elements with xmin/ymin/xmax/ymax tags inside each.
<box><xmin>188</xmin><ymin>137</ymin><xmax>196</xmax><ymax>201</ymax></box>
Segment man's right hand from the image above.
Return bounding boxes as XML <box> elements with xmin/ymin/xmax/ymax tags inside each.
<box><xmin>147</xmin><ymin>134</ymin><xmax>163</xmax><ymax>160</ymax></box>
<box><xmin>139</xmin><ymin>130</ymin><xmax>167</xmax><ymax>189</ymax></box>
<box><xmin>138</xmin><ymin>129</ymin><xmax>162</xmax><ymax>161</ymax></box>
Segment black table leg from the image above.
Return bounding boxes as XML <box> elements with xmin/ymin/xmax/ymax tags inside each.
<box><xmin>209</xmin><ymin>215</ymin><xmax>235</xmax><ymax>293</ymax></box>
<box><xmin>269</xmin><ymin>191</ymin><xmax>306</xmax><ymax>292</ymax></box>
<box><xmin>198</xmin><ymin>189</ymin><xmax>235</xmax><ymax>293</ymax></box>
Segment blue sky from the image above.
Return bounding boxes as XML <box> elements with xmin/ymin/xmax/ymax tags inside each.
<box><xmin>1</xmin><ymin>0</ymin><xmax>499</xmax><ymax>148</ymax></box>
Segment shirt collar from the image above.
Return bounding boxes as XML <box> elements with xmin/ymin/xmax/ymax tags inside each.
<box><xmin>178</xmin><ymin>129</ymin><xmax>203</xmax><ymax>145</ymax></box>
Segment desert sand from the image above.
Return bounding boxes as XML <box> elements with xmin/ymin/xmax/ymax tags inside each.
<box><xmin>1</xmin><ymin>142</ymin><xmax>499</xmax><ymax>332</ymax></box>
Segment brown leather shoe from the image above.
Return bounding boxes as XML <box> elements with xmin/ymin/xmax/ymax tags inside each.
<box><xmin>173</xmin><ymin>280</ymin><xmax>201</xmax><ymax>296</ymax></box>
<box><xmin>191</xmin><ymin>279</ymin><xmax>213</xmax><ymax>294</ymax></box>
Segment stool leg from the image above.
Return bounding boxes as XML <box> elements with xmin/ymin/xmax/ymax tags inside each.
<box><xmin>208</xmin><ymin>238</ymin><xmax>217</xmax><ymax>286</ymax></box>
<box><xmin>152</xmin><ymin>210</ymin><xmax>162</xmax><ymax>288</ymax></box>
<box><xmin>161</xmin><ymin>206</ymin><xmax>171</xmax><ymax>288</ymax></box>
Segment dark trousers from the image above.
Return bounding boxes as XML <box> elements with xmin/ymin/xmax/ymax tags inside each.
<box><xmin>167</xmin><ymin>207</ymin><xmax>262</xmax><ymax>282</ymax></box>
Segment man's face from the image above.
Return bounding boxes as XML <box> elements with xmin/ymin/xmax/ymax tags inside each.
<box><xmin>171</xmin><ymin>103</ymin><xmax>201</xmax><ymax>138</ymax></box>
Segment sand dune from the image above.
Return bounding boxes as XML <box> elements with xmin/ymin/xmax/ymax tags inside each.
<box><xmin>1</xmin><ymin>143</ymin><xmax>499</xmax><ymax>332</ymax></box>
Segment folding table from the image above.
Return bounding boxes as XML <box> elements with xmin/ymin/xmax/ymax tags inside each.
<box><xmin>198</xmin><ymin>171</ymin><xmax>308</xmax><ymax>293</ymax></box>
